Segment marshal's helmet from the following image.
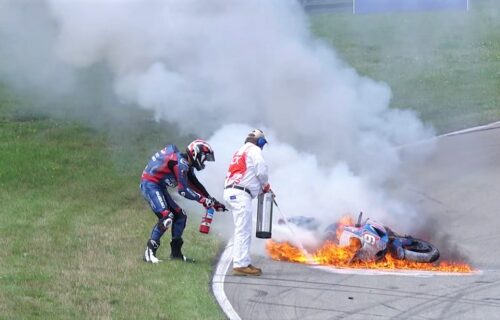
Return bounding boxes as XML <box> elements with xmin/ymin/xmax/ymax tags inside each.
<box><xmin>245</xmin><ymin>129</ymin><xmax>267</xmax><ymax>149</ymax></box>
<box><xmin>186</xmin><ymin>139</ymin><xmax>215</xmax><ymax>171</ymax></box>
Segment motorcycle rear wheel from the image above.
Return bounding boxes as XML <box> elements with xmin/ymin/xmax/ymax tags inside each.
<box><xmin>401</xmin><ymin>238</ymin><xmax>440</xmax><ymax>263</ymax></box>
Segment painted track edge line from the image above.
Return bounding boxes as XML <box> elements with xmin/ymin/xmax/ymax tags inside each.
<box><xmin>212</xmin><ymin>240</ymin><xmax>241</xmax><ymax>320</ymax></box>
<box><xmin>397</xmin><ymin>120</ymin><xmax>500</xmax><ymax>150</ymax></box>
<box><xmin>441</xmin><ymin>121</ymin><xmax>500</xmax><ymax>137</ymax></box>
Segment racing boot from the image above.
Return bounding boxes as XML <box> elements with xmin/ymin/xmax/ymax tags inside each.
<box><xmin>170</xmin><ymin>238</ymin><xmax>195</xmax><ymax>263</ymax></box>
<box><xmin>144</xmin><ymin>239</ymin><xmax>161</xmax><ymax>263</ymax></box>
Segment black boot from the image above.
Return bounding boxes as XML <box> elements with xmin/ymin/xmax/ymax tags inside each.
<box><xmin>170</xmin><ymin>238</ymin><xmax>195</xmax><ymax>263</ymax></box>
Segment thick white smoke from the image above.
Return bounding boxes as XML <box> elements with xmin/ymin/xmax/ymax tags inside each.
<box><xmin>0</xmin><ymin>1</ymin><xmax>435</xmax><ymax>245</ymax></box>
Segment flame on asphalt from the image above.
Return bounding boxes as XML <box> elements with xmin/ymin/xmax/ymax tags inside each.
<box><xmin>266</xmin><ymin>216</ymin><xmax>473</xmax><ymax>273</ymax></box>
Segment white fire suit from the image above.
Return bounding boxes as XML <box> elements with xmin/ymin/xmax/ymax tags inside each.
<box><xmin>223</xmin><ymin>142</ymin><xmax>269</xmax><ymax>268</ymax></box>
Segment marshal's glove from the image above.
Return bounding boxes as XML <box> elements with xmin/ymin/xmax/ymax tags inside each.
<box><xmin>262</xmin><ymin>183</ymin><xmax>272</xmax><ymax>194</ymax></box>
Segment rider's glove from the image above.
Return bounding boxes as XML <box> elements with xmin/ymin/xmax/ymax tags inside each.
<box><xmin>199</xmin><ymin>196</ymin><xmax>214</xmax><ymax>209</ymax></box>
<box><xmin>212</xmin><ymin>199</ymin><xmax>228</xmax><ymax>212</ymax></box>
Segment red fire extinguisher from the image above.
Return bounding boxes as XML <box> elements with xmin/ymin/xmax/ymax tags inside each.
<box><xmin>199</xmin><ymin>207</ymin><xmax>215</xmax><ymax>234</ymax></box>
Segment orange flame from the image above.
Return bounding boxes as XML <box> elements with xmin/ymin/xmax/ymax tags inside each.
<box><xmin>267</xmin><ymin>216</ymin><xmax>473</xmax><ymax>273</ymax></box>
<box><xmin>266</xmin><ymin>241</ymin><xmax>310</xmax><ymax>263</ymax></box>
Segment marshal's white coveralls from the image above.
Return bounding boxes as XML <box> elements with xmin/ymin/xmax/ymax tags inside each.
<box><xmin>223</xmin><ymin>142</ymin><xmax>269</xmax><ymax>268</ymax></box>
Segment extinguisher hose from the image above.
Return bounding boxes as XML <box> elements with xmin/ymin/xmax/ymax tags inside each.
<box><xmin>272</xmin><ymin>197</ymin><xmax>315</xmax><ymax>264</ymax></box>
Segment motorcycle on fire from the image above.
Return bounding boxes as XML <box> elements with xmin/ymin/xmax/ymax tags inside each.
<box><xmin>336</xmin><ymin>212</ymin><xmax>440</xmax><ymax>263</ymax></box>
<box><xmin>283</xmin><ymin>212</ymin><xmax>440</xmax><ymax>263</ymax></box>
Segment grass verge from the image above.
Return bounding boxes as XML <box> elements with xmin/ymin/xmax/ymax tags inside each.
<box><xmin>0</xmin><ymin>91</ymin><xmax>225</xmax><ymax>319</ymax></box>
<box><xmin>310</xmin><ymin>0</ymin><xmax>500</xmax><ymax>133</ymax></box>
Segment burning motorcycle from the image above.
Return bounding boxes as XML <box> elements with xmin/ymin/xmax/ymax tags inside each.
<box><xmin>338</xmin><ymin>212</ymin><xmax>440</xmax><ymax>263</ymax></box>
<box><xmin>282</xmin><ymin>212</ymin><xmax>440</xmax><ymax>264</ymax></box>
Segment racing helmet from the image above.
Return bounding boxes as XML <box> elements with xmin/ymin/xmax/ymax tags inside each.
<box><xmin>186</xmin><ymin>139</ymin><xmax>215</xmax><ymax>171</ymax></box>
<box><xmin>245</xmin><ymin>129</ymin><xmax>267</xmax><ymax>149</ymax></box>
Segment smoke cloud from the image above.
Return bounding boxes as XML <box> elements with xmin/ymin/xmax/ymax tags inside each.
<box><xmin>0</xmin><ymin>1</ymin><xmax>436</xmax><ymax>245</ymax></box>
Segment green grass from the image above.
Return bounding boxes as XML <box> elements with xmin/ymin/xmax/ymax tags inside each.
<box><xmin>0</xmin><ymin>92</ymin><xmax>225</xmax><ymax>319</ymax></box>
<box><xmin>310</xmin><ymin>0</ymin><xmax>500</xmax><ymax>133</ymax></box>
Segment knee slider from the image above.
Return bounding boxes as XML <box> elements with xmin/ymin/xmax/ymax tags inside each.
<box><xmin>157</xmin><ymin>214</ymin><xmax>174</xmax><ymax>232</ymax></box>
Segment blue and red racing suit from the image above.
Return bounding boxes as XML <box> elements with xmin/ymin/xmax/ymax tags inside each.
<box><xmin>140</xmin><ymin>144</ymin><xmax>210</xmax><ymax>241</ymax></box>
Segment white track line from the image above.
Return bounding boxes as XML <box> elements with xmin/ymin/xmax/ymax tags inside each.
<box><xmin>441</xmin><ymin>121</ymin><xmax>500</xmax><ymax>137</ymax></box>
<box><xmin>212</xmin><ymin>240</ymin><xmax>241</xmax><ymax>320</ymax></box>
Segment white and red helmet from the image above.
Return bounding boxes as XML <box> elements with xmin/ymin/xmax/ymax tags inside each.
<box><xmin>186</xmin><ymin>139</ymin><xmax>215</xmax><ymax>171</ymax></box>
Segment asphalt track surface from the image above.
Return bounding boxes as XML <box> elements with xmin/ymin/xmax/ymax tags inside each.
<box><xmin>214</xmin><ymin>123</ymin><xmax>500</xmax><ymax>319</ymax></box>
